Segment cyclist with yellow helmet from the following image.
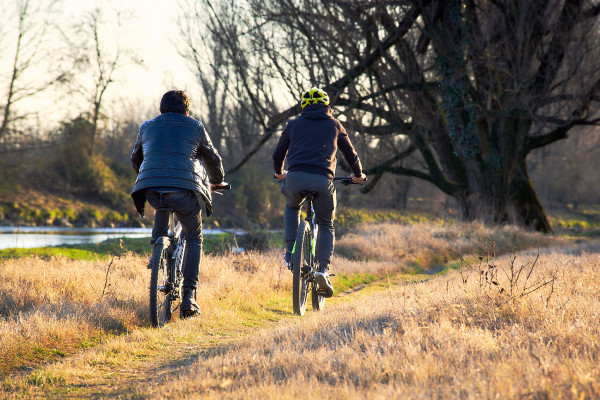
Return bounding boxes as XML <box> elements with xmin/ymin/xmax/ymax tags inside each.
<box><xmin>273</xmin><ymin>87</ymin><xmax>366</xmax><ymax>297</ymax></box>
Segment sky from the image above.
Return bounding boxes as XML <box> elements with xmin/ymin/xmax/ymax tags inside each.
<box><xmin>63</xmin><ymin>0</ymin><xmax>197</xmax><ymax>112</ymax></box>
<box><xmin>1</xmin><ymin>0</ymin><xmax>199</xmax><ymax>128</ymax></box>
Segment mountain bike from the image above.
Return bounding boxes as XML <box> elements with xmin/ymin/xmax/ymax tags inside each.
<box><xmin>292</xmin><ymin>176</ymin><xmax>365</xmax><ymax>316</ymax></box>
<box><xmin>149</xmin><ymin>184</ymin><xmax>231</xmax><ymax>327</ymax></box>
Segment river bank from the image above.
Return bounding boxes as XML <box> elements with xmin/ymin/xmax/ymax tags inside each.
<box><xmin>0</xmin><ymin>190</ymin><xmax>141</xmax><ymax>228</ymax></box>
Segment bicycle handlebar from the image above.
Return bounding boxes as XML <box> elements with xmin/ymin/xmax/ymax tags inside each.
<box><xmin>212</xmin><ymin>183</ymin><xmax>232</xmax><ymax>191</ymax></box>
<box><xmin>333</xmin><ymin>176</ymin><xmax>368</xmax><ymax>186</ymax></box>
<box><xmin>274</xmin><ymin>174</ymin><xmax>367</xmax><ymax>186</ymax></box>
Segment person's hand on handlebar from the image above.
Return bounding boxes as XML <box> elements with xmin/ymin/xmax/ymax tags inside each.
<box><xmin>350</xmin><ymin>173</ymin><xmax>366</xmax><ymax>183</ymax></box>
<box><xmin>210</xmin><ymin>182</ymin><xmax>229</xmax><ymax>191</ymax></box>
<box><xmin>274</xmin><ymin>170</ymin><xmax>288</xmax><ymax>181</ymax></box>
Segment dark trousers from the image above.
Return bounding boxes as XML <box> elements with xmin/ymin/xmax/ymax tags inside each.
<box><xmin>281</xmin><ymin>171</ymin><xmax>336</xmax><ymax>268</ymax></box>
<box><xmin>145</xmin><ymin>190</ymin><xmax>203</xmax><ymax>289</ymax></box>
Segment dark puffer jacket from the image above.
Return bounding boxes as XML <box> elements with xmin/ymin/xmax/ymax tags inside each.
<box><xmin>130</xmin><ymin>112</ymin><xmax>224</xmax><ymax>217</ymax></box>
<box><xmin>272</xmin><ymin>104</ymin><xmax>362</xmax><ymax>179</ymax></box>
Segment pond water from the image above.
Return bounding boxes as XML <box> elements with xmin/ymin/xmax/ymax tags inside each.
<box><xmin>0</xmin><ymin>226</ymin><xmax>236</xmax><ymax>250</ymax></box>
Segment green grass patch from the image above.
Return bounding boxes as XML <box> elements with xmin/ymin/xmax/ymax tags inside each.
<box><xmin>444</xmin><ymin>261</ymin><xmax>462</xmax><ymax>272</ymax></box>
<box><xmin>0</xmin><ymin>233</ymin><xmax>246</xmax><ymax>260</ymax></box>
<box><xmin>0</xmin><ymin>247</ymin><xmax>99</xmax><ymax>260</ymax></box>
<box><xmin>0</xmin><ymin>331</ymin><xmax>104</xmax><ymax>378</ymax></box>
<box><xmin>203</xmin><ymin>233</ymin><xmax>240</xmax><ymax>254</ymax></box>
<box><xmin>333</xmin><ymin>272</ymin><xmax>378</xmax><ymax>293</ymax></box>
<box><xmin>548</xmin><ymin>206</ymin><xmax>600</xmax><ymax>236</ymax></box>
<box><xmin>64</xmin><ymin>237</ymin><xmax>151</xmax><ymax>258</ymax></box>
<box><xmin>33</xmin><ymin>346</ymin><xmax>67</xmax><ymax>359</ymax></box>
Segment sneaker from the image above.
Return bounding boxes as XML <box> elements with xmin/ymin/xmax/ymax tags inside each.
<box><xmin>315</xmin><ymin>271</ymin><xmax>334</xmax><ymax>298</ymax></box>
<box><xmin>284</xmin><ymin>252</ymin><xmax>293</xmax><ymax>271</ymax></box>
<box><xmin>180</xmin><ymin>287</ymin><xmax>201</xmax><ymax>318</ymax></box>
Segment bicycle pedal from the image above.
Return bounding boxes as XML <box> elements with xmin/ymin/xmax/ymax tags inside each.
<box><xmin>328</xmin><ymin>273</ymin><xmax>335</xmax><ymax>277</ymax></box>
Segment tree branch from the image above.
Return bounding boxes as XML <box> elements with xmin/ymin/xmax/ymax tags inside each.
<box><xmin>527</xmin><ymin>117</ymin><xmax>600</xmax><ymax>152</ymax></box>
<box><xmin>526</xmin><ymin>122</ymin><xmax>576</xmax><ymax>151</ymax></box>
<box><xmin>225</xmin><ymin>5</ymin><xmax>420</xmax><ymax>175</ymax></box>
<box><xmin>357</xmin><ymin>81</ymin><xmax>439</xmax><ymax>102</ymax></box>
<box><xmin>530</xmin><ymin>0</ymin><xmax>585</xmax><ymax>95</ymax></box>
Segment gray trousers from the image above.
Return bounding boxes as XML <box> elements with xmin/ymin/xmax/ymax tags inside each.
<box><xmin>281</xmin><ymin>171</ymin><xmax>336</xmax><ymax>268</ymax></box>
<box><xmin>145</xmin><ymin>190</ymin><xmax>203</xmax><ymax>290</ymax></box>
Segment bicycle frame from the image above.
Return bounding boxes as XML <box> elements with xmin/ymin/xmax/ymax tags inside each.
<box><xmin>162</xmin><ymin>214</ymin><xmax>183</xmax><ymax>295</ymax></box>
<box><xmin>152</xmin><ymin>211</ymin><xmax>184</xmax><ymax>313</ymax></box>
<box><xmin>303</xmin><ymin>196</ymin><xmax>318</xmax><ymax>275</ymax></box>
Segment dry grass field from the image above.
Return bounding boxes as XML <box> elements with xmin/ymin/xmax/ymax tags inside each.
<box><xmin>1</xmin><ymin>220</ymin><xmax>598</xmax><ymax>399</ymax></box>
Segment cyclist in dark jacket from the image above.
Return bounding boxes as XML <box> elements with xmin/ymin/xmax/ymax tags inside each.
<box><xmin>273</xmin><ymin>87</ymin><xmax>366</xmax><ymax>298</ymax></box>
<box><xmin>131</xmin><ymin>90</ymin><xmax>226</xmax><ymax>318</ymax></box>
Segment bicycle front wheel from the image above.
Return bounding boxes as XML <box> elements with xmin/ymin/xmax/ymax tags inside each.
<box><xmin>312</xmin><ymin>280</ymin><xmax>325</xmax><ymax>310</ymax></box>
<box><xmin>149</xmin><ymin>239</ymin><xmax>173</xmax><ymax>327</ymax></box>
<box><xmin>292</xmin><ymin>221</ymin><xmax>311</xmax><ymax>316</ymax></box>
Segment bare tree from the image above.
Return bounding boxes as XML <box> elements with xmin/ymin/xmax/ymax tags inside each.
<box><xmin>178</xmin><ymin>0</ymin><xmax>285</xmax><ymax>164</ymax></box>
<box><xmin>187</xmin><ymin>0</ymin><xmax>600</xmax><ymax>232</ymax></box>
<box><xmin>0</xmin><ymin>0</ymin><xmax>65</xmax><ymax>143</ymax></box>
<box><xmin>62</xmin><ymin>7</ymin><xmax>126</xmax><ymax>156</ymax></box>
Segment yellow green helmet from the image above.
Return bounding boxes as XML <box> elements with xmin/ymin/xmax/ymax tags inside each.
<box><xmin>300</xmin><ymin>87</ymin><xmax>330</xmax><ymax>109</ymax></box>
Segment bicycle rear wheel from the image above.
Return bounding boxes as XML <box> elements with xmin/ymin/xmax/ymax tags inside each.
<box><xmin>292</xmin><ymin>221</ymin><xmax>311</xmax><ymax>316</ymax></box>
<box><xmin>149</xmin><ymin>239</ymin><xmax>173</xmax><ymax>327</ymax></box>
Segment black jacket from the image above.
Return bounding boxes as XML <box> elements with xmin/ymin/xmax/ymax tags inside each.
<box><xmin>131</xmin><ymin>112</ymin><xmax>224</xmax><ymax>217</ymax></box>
<box><xmin>272</xmin><ymin>104</ymin><xmax>362</xmax><ymax>178</ymax></box>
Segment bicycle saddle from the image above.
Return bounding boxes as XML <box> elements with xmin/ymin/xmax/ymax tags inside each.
<box><xmin>156</xmin><ymin>207</ymin><xmax>177</xmax><ymax>213</ymax></box>
<box><xmin>299</xmin><ymin>190</ymin><xmax>319</xmax><ymax>199</ymax></box>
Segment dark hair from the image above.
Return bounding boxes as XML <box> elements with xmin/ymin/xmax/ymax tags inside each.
<box><xmin>159</xmin><ymin>90</ymin><xmax>191</xmax><ymax>114</ymax></box>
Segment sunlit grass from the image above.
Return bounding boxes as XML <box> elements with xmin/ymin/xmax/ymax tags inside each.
<box><xmin>2</xmin><ymin>218</ymin><xmax>593</xmax><ymax>398</ymax></box>
<box><xmin>140</xmin><ymin>243</ymin><xmax>600</xmax><ymax>399</ymax></box>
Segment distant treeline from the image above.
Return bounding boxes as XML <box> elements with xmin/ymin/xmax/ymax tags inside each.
<box><xmin>1</xmin><ymin>1</ymin><xmax>599</xmax><ymax>231</ymax></box>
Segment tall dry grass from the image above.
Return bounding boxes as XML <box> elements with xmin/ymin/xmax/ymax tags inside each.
<box><xmin>333</xmin><ymin>221</ymin><xmax>559</xmax><ymax>277</ymax></box>
<box><xmin>335</xmin><ymin>221</ymin><xmax>557</xmax><ymax>267</ymax></box>
<box><xmin>1</xmin><ymin>219</ymin><xmax>588</xmax><ymax>399</ymax></box>
<box><xmin>0</xmin><ymin>254</ymin><xmax>147</xmax><ymax>374</ymax></box>
<box><xmin>0</xmin><ymin>250</ymin><xmax>289</xmax><ymax>376</ymax></box>
<box><xmin>0</xmin><ymin>221</ymin><xmax>551</xmax><ymax>375</ymax></box>
<box><xmin>137</xmin><ymin>242</ymin><xmax>600</xmax><ymax>399</ymax></box>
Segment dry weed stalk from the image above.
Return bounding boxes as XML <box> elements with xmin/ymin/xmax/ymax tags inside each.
<box><xmin>459</xmin><ymin>242</ymin><xmax>558</xmax><ymax>305</ymax></box>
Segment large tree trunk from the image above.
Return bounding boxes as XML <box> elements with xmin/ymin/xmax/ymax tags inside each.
<box><xmin>455</xmin><ymin>158</ymin><xmax>551</xmax><ymax>232</ymax></box>
<box><xmin>509</xmin><ymin>161</ymin><xmax>552</xmax><ymax>232</ymax></box>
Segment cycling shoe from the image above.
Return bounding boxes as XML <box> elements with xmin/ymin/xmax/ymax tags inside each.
<box><xmin>180</xmin><ymin>287</ymin><xmax>201</xmax><ymax>318</ymax></box>
<box><xmin>284</xmin><ymin>252</ymin><xmax>293</xmax><ymax>271</ymax></box>
<box><xmin>315</xmin><ymin>271</ymin><xmax>334</xmax><ymax>298</ymax></box>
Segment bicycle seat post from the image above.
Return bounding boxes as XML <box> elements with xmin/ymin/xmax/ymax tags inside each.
<box><xmin>157</xmin><ymin>207</ymin><xmax>176</xmax><ymax>237</ymax></box>
<box><xmin>299</xmin><ymin>191</ymin><xmax>318</xmax><ymax>221</ymax></box>
<box><xmin>168</xmin><ymin>213</ymin><xmax>175</xmax><ymax>236</ymax></box>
